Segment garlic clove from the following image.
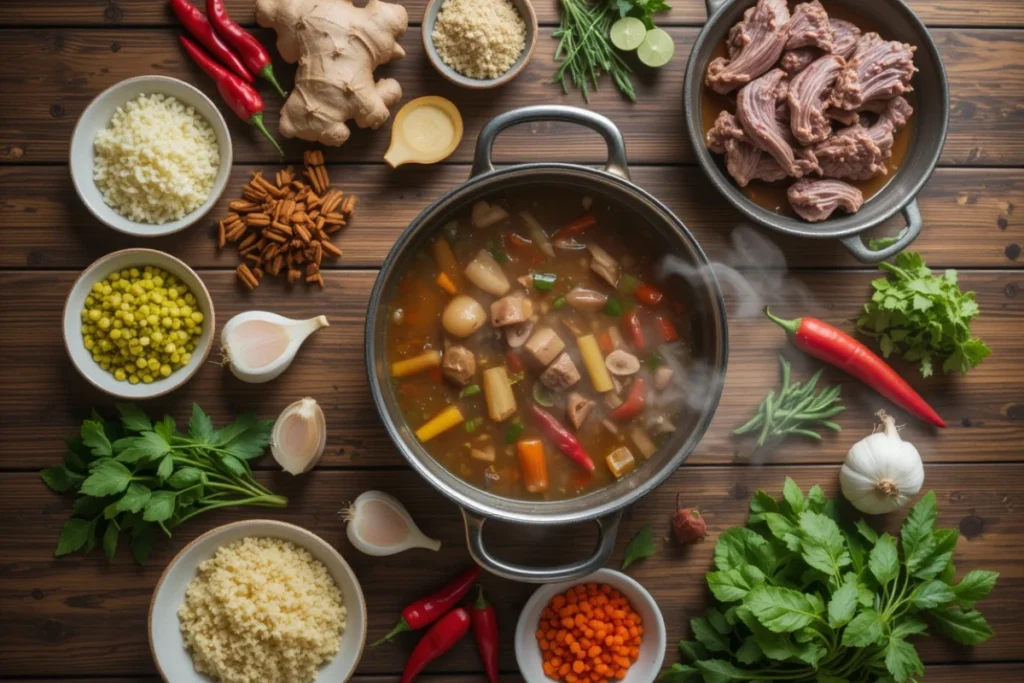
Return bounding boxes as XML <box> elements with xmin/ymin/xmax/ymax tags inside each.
<box><xmin>271</xmin><ymin>397</ymin><xmax>326</xmax><ymax>475</ymax></box>
<box><xmin>342</xmin><ymin>490</ymin><xmax>441</xmax><ymax>556</ymax></box>
<box><xmin>221</xmin><ymin>311</ymin><xmax>328</xmax><ymax>384</ymax></box>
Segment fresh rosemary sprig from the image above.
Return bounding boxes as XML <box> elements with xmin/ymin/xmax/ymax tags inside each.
<box><xmin>553</xmin><ymin>0</ymin><xmax>636</xmax><ymax>102</ymax></box>
<box><xmin>733</xmin><ymin>356</ymin><xmax>844</xmax><ymax>449</ymax></box>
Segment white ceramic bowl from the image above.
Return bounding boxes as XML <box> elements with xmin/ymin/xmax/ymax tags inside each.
<box><xmin>63</xmin><ymin>248</ymin><xmax>215</xmax><ymax>399</ymax></box>
<box><xmin>516</xmin><ymin>568</ymin><xmax>667</xmax><ymax>683</ymax></box>
<box><xmin>69</xmin><ymin>75</ymin><xmax>233</xmax><ymax>237</ymax></box>
<box><xmin>150</xmin><ymin>520</ymin><xmax>367</xmax><ymax>683</ymax></box>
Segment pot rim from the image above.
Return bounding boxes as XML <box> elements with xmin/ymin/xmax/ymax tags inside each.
<box><xmin>683</xmin><ymin>0</ymin><xmax>950</xmax><ymax>241</ymax></box>
<box><xmin>365</xmin><ymin>162</ymin><xmax>728</xmax><ymax>526</ymax></box>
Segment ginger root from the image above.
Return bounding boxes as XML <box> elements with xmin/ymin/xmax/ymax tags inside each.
<box><xmin>255</xmin><ymin>0</ymin><xmax>408</xmax><ymax>147</ymax></box>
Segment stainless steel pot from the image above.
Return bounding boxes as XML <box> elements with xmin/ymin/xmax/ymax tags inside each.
<box><xmin>684</xmin><ymin>0</ymin><xmax>950</xmax><ymax>263</ymax></box>
<box><xmin>365</xmin><ymin>106</ymin><xmax>728</xmax><ymax>583</ymax></box>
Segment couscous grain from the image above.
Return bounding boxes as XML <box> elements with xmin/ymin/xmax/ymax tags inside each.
<box><xmin>432</xmin><ymin>0</ymin><xmax>526</xmax><ymax>80</ymax></box>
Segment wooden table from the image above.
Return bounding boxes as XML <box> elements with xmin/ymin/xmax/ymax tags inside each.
<box><xmin>0</xmin><ymin>1</ymin><xmax>1021</xmax><ymax>681</ymax></box>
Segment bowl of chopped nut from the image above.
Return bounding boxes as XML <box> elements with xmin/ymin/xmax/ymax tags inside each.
<box><xmin>422</xmin><ymin>0</ymin><xmax>538</xmax><ymax>89</ymax></box>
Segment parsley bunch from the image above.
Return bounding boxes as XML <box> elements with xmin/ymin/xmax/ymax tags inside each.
<box><xmin>662</xmin><ymin>481</ymin><xmax>997</xmax><ymax>683</ymax></box>
<box><xmin>857</xmin><ymin>252</ymin><xmax>990</xmax><ymax>377</ymax></box>
<box><xmin>41</xmin><ymin>403</ymin><xmax>287</xmax><ymax>564</ymax></box>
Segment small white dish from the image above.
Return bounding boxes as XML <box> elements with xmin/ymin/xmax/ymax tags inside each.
<box><xmin>149</xmin><ymin>519</ymin><xmax>367</xmax><ymax>683</ymax></box>
<box><xmin>69</xmin><ymin>75</ymin><xmax>233</xmax><ymax>237</ymax></box>
<box><xmin>515</xmin><ymin>568</ymin><xmax>667</xmax><ymax>682</ymax></box>
<box><xmin>63</xmin><ymin>248</ymin><xmax>215</xmax><ymax>400</ymax></box>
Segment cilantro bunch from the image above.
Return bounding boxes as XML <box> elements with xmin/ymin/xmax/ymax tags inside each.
<box><xmin>41</xmin><ymin>404</ymin><xmax>287</xmax><ymax>564</ymax></box>
<box><xmin>857</xmin><ymin>252</ymin><xmax>990</xmax><ymax>377</ymax></box>
<box><xmin>662</xmin><ymin>480</ymin><xmax>997</xmax><ymax>683</ymax></box>
<box><xmin>614</xmin><ymin>0</ymin><xmax>672</xmax><ymax>28</ymax></box>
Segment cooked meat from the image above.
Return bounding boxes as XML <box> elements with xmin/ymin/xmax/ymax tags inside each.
<box><xmin>787</xmin><ymin>178</ymin><xmax>865</xmax><ymax>221</ymax></box>
<box><xmin>785</xmin><ymin>1</ymin><xmax>833</xmax><ymax>51</ymax></box>
<box><xmin>830</xmin><ymin>34</ymin><xmax>916</xmax><ymax>110</ymax></box>
<box><xmin>504</xmin><ymin>316</ymin><xmax>536</xmax><ymax>348</ymax></box>
<box><xmin>442</xmin><ymin>345</ymin><xmax>476</xmax><ymax>386</ymax></box>
<box><xmin>826</xmin><ymin>107</ymin><xmax>859</xmax><ymax>126</ymax></box>
<box><xmin>540</xmin><ymin>353</ymin><xmax>581</xmax><ymax>392</ymax></box>
<box><xmin>830</xmin><ymin>18</ymin><xmax>862</xmax><ymax>59</ymax></box>
<box><xmin>587</xmin><ymin>243</ymin><xmax>620</xmax><ymax>287</ymax></box>
<box><xmin>705</xmin><ymin>110</ymin><xmax>750</xmax><ymax>154</ymax></box>
<box><xmin>567</xmin><ymin>392</ymin><xmax>595</xmax><ymax>430</ymax></box>
<box><xmin>647</xmin><ymin>414</ymin><xmax>677</xmax><ymax>435</ymax></box>
<box><xmin>879</xmin><ymin>95</ymin><xmax>914</xmax><ymax>131</ymax></box>
<box><xmin>788</xmin><ymin>54</ymin><xmax>847</xmax><ymax>145</ymax></box>
<box><xmin>780</xmin><ymin>47</ymin><xmax>820</xmax><ymax>76</ymax></box>
<box><xmin>491</xmin><ymin>296</ymin><xmax>533</xmax><ymax>327</ymax></box>
<box><xmin>707</xmin><ymin>0</ymin><xmax>791</xmax><ymax>94</ymax></box>
<box><xmin>605</xmin><ymin>349</ymin><xmax>641</xmax><ymax>376</ymax></box>
<box><xmin>654</xmin><ymin>366</ymin><xmax>674</xmax><ymax>391</ymax></box>
<box><xmin>524</xmin><ymin>326</ymin><xmax>565</xmax><ymax>367</ymax></box>
<box><xmin>727</xmin><ymin>5</ymin><xmax>755</xmax><ymax>58</ymax></box>
<box><xmin>737</xmin><ymin>69</ymin><xmax>820</xmax><ymax>177</ymax></box>
<box><xmin>814</xmin><ymin>124</ymin><xmax>887</xmax><ymax>180</ymax></box>
<box><xmin>724</xmin><ymin>137</ymin><xmax>789</xmax><ymax>187</ymax></box>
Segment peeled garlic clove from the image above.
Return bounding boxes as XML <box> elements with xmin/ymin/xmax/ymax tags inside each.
<box><xmin>342</xmin><ymin>490</ymin><xmax>441</xmax><ymax>556</ymax></box>
<box><xmin>271</xmin><ymin>397</ymin><xmax>326</xmax><ymax>475</ymax></box>
<box><xmin>221</xmin><ymin>311</ymin><xmax>328</xmax><ymax>384</ymax></box>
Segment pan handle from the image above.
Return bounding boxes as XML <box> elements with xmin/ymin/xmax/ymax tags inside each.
<box><xmin>462</xmin><ymin>508</ymin><xmax>623</xmax><ymax>583</ymax></box>
<box><xmin>470</xmin><ymin>105</ymin><xmax>630</xmax><ymax>180</ymax></box>
<box><xmin>839</xmin><ymin>199</ymin><xmax>923</xmax><ymax>263</ymax></box>
<box><xmin>706</xmin><ymin>0</ymin><xmax>730</xmax><ymax>15</ymax></box>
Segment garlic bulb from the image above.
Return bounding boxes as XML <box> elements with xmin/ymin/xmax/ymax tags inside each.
<box><xmin>840</xmin><ymin>411</ymin><xmax>924</xmax><ymax>515</ymax></box>
<box><xmin>341</xmin><ymin>490</ymin><xmax>441</xmax><ymax>556</ymax></box>
<box><xmin>221</xmin><ymin>311</ymin><xmax>328</xmax><ymax>384</ymax></box>
<box><xmin>271</xmin><ymin>398</ymin><xmax>326</xmax><ymax>475</ymax></box>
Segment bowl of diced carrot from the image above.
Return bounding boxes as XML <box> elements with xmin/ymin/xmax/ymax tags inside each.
<box><xmin>515</xmin><ymin>568</ymin><xmax>666</xmax><ymax>683</ymax></box>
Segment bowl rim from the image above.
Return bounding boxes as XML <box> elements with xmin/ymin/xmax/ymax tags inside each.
<box><xmin>514</xmin><ymin>568</ymin><xmax>667</xmax><ymax>678</ymax></box>
<box><xmin>682</xmin><ymin>0</ymin><xmax>950</xmax><ymax>239</ymax></box>
<box><xmin>62</xmin><ymin>247</ymin><xmax>216</xmax><ymax>400</ymax></box>
<box><xmin>68</xmin><ymin>74</ymin><xmax>234</xmax><ymax>238</ymax></box>
<box><xmin>147</xmin><ymin>518</ymin><xmax>368</xmax><ymax>683</ymax></box>
<box><xmin>421</xmin><ymin>0</ymin><xmax>539</xmax><ymax>89</ymax></box>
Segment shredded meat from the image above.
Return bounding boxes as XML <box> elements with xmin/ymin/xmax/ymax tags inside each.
<box><xmin>707</xmin><ymin>0</ymin><xmax>791</xmax><ymax>94</ymax></box>
<box><xmin>780</xmin><ymin>47</ymin><xmax>820</xmax><ymax>76</ymax></box>
<box><xmin>879</xmin><ymin>95</ymin><xmax>914</xmax><ymax>131</ymax></box>
<box><xmin>830</xmin><ymin>18</ymin><xmax>862</xmax><ymax>59</ymax></box>
<box><xmin>831</xmin><ymin>34</ymin><xmax>916</xmax><ymax>109</ymax></box>
<box><xmin>814</xmin><ymin>123</ymin><xmax>887</xmax><ymax>180</ymax></box>
<box><xmin>724</xmin><ymin>138</ymin><xmax>788</xmax><ymax>187</ymax></box>
<box><xmin>788</xmin><ymin>54</ymin><xmax>847</xmax><ymax>145</ymax></box>
<box><xmin>737</xmin><ymin>69</ymin><xmax>819</xmax><ymax>177</ymax></box>
<box><xmin>788</xmin><ymin>178</ymin><xmax>864</xmax><ymax>221</ymax></box>
<box><xmin>826</xmin><ymin>108</ymin><xmax>859</xmax><ymax>126</ymax></box>
<box><xmin>785</xmin><ymin>1</ymin><xmax>833</xmax><ymax>51</ymax></box>
<box><xmin>706</xmin><ymin>110</ymin><xmax>750</xmax><ymax>154</ymax></box>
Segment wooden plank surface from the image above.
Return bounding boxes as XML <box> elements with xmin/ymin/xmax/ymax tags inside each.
<box><xmin>1</xmin><ymin>0</ymin><xmax>1022</xmax><ymax>28</ymax></box>
<box><xmin>2</xmin><ymin>269</ymin><xmax>1021</xmax><ymax>471</ymax></box>
<box><xmin>1</xmin><ymin>27</ymin><xmax>1022</xmax><ymax>166</ymax></box>
<box><xmin>1</xmin><ymin>165</ymin><xmax>1021</xmax><ymax>271</ymax></box>
<box><xmin>1</xmin><ymin>465</ymin><xmax>1020</xmax><ymax>676</ymax></box>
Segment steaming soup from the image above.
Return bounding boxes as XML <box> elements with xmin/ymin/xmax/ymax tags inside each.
<box><xmin>385</xmin><ymin>189</ymin><xmax>694</xmax><ymax>501</ymax></box>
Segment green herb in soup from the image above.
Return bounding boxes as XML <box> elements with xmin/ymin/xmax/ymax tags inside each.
<box><xmin>386</xmin><ymin>190</ymin><xmax>693</xmax><ymax>500</ymax></box>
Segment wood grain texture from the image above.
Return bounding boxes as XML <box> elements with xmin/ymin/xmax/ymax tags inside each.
<box><xmin>1</xmin><ymin>270</ymin><xmax>1021</xmax><ymax>470</ymax></box>
<box><xmin>1</xmin><ymin>0</ymin><xmax>1021</xmax><ymax>28</ymax></box>
<box><xmin>0</xmin><ymin>28</ymin><xmax>1021</xmax><ymax>166</ymax></box>
<box><xmin>1</xmin><ymin>466</ymin><xmax>1020</xmax><ymax>676</ymax></box>
<box><xmin>1</xmin><ymin>166</ymin><xmax>1021</xmax><ymax>271</ymax></box>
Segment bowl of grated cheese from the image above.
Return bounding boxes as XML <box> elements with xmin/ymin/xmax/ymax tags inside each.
<box><xmin>70</xmin><ymin>75</ymin><xmax>232</xmax><ymax>237</ymax></box>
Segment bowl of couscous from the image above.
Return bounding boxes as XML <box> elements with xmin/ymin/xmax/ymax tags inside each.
<box><xmin>63</xmin><ymin>248</ymin><xmax>215</xmax><ymax>399</ymax></box>
<box><xmin>149</xmin><ymin>519</ymin><xmax>366</xmax><ymax>683</ymax></box>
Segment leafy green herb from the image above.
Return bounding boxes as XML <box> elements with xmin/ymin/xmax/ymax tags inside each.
<box><xmin>552</xmin><ymin>296</ymin><xmax>567</xmax><ymax>309</ymax></box>
<box><xmin>553</xmin><ymin>0</ymin><xmax>636</xmax><ymax>102</ymax></box>
<box><xmin>622</xmin><ymin>524</ymin><xmax>657</xmax><ymax>570</ymax></box>
<box><xmin>614</xmin><ymin>0</ymin><xmax>672</xmax><ymax>29</ymax></box>
<box><xmin>460</xmin><ymin>384</ymin><xmax>481</xmax><ymax>398</ymax></box>
<box><xmin>867</xmin><ymin>228</ymin><xmax>908</xmax><ymax>252</ymax></box>
<box><xmin>603</xmin><ymin>296</ymin><xmax>623</xmax><ymax>317</ymax></box>
<box><xmin>504</xmin><ymin>421</ymin><xmax>526</xmax><ymax>444</ymax></box>
<box><xmin>42</xmin><ymin>404</ymin><xmax>286</xmax><ymax>564</ymax></box>
<box><xmin>733</xmin><ymin>356</ymin><xmax>844</xmax><ymax>450</ymax></box>
<box><xmin>857</xmin><ymin>251</ymin><xmax>990</xmax><ymax>376</ymax></box>
<box><xmin>464</xmin><ymin>417</ymin><xmax>484</xmax><ymax>434</ymax></box>
<box><xmin>661</xmin><ymin>481</ymin><xmax>998</xmax><ymax>683</ymax></box>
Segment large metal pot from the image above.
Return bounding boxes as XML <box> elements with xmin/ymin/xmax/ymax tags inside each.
<box><xmin>683</xmin><ymin>0</ymin><xmax>950</xmax><ymax>263</ymax></box>
<box><xmin>366</xmin><ymin>106</ymin><xmax>728</xmax><ymax>583</ymax></box>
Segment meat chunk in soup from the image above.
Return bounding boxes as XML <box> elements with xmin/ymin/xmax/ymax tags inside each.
<box><xmin>587</xmin><ymin>244</ymin><xmax>620</xmax><ymax>287</ymax></box>
<box><xmin>442</xmin><ymin>345</ymin><xmax>476</xmax><ymax>386</ymax></box>
<box><xmin>504</xmin><ymin>317</ymin><xmax>536</xmax><ymax>348</ymax></box>
<box><xmin>525</xmin><ymin>327</ymin><xmax>566</xmax><ymax>367</ymax></box>
<box><xmin>491</xmin><ymin>296</ymin><xmax>533</xmax><ymax>327</ymax></box>
<box><xmin>540</xmin><ymin>353</ymin><xmax>581</xmax><ymax>392</ymax></box>
<box><xmin>567</xmin><ymin>392</ymin><xmax>595</xmax><ymax>430</ymax></box>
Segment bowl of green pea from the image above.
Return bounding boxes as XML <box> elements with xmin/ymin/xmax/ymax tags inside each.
<box><xmin>63</xmin><ymin>249</ymin><xmax>215</xmax><ymax>399</ymax></box>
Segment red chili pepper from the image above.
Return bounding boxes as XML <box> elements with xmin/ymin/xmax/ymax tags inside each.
<box><xmin>503</xmin><ymin>232</ymin><xmax>543</xmax><ymax>265</ymax></box>
<box><xmin>765</xmin><ymin>307</ymin><xmax>946</xmax><ymax>428</ymax></box>
<box><xmin>624</xmin><ymin>309</ymin><xmax>645</xmax><ymax>351</ymax></box>
<box><xmin>598</xmin><ymin>331</ymin><xmax>615</xmax><ymax>354</ymax></box>
<box><xmin>634</xmin><ymin>283</ymin><xmax>664</xmax><ymax>307</ymax></box>
<box><xmin>207</xmin><ymin>0</ymin><xmax>287</xmax><ymax>98</ymax></box>
<box><xmin>612</xmin><ymin>378</ymin><xmax>646</xmax><ymax>421</ymax></box>
<box><xmin>169</xmin><ymin>0</ymin><xmax>252</xmax><ymax>83</ymax></box>
<box><xmin>552</xmin><ymin>214</ymin><xmax>597</xmax><ymax>241</ymax></box>
<box><xmin>506</xmin><ymin>351</ymin><xmax>524</xmax><ymax>375</ymax></box>
<box><xmin>471</xmin><ymin>586</ymin><xmax>499</xmax><ymax>683</ymax></box>
<box><xmin>528</xmin><ymin>403</ymin><xmax>595</xmax><ymax>471</ymax></box>
<box><xmin>655</xmin><ymin>316</ymin><xmax>678</xmax><ymax>343</ymax></box>
<box><xmin>400</xmin><ymin>607</ymin><xmax>472</xmax><ymax>683</ymax></box>
<box><xmin>373</xmin><ymin>565</ymin><xmax>480</xmax><ymax>646</ymax></box>
<box><xmin>179</xmin><ymin>36</ymin><xmax>284</xmax><ymax>157</ymax></box>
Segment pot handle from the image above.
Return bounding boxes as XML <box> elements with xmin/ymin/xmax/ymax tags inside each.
<box><xmin>462</xmin><ymin>508</ymin><xmax>623</xmax><ymax>583</ymax></box>
<box><xmin>706</xmin><ymin>0</ymin><xmax>730</xmax><ymax>16</ymax></box>
<box><xmin>470</xmin><ymin>105</ymin><xmax>630</xmax><ymax>180</ymax></box>
<box><xmin>839</xmin><ymin>199</ymin><xmax>923</xmax><ymax>263</ymax></box>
